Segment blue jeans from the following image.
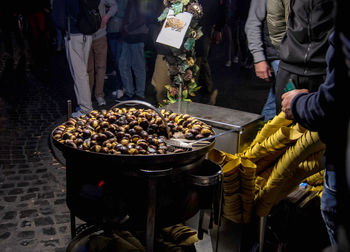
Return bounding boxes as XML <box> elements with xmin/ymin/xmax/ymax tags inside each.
<box><xmin>321</xmin><ymin>170</ymin><xmax>337</xmax><ymax>245</ymax></box>
<box><xmin>261</xmin><ymin>60</ymin><xmax>280</xmax><ymax>121</ymax></box>
<box><xmin>107</xmin><ymin>33</ymin><xmax>123</xmax><ymax>91</ymax></box>
<box><xmin>119</xmin><ymin>42</ymin><xmax>146</xmax><ymax>98</ymax></box>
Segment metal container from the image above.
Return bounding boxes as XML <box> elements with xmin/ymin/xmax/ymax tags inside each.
<box><xmin>165</xmin><ymin>102</ymin><xmax>264</xmax><ymax>154</ymax></box>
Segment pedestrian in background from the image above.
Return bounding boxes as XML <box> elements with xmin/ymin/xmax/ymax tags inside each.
<box><xmin>107</xmin><ymin>0</ymin><xmax>128</xmax><ymax>99</ymax></box>
<box><xmin>52</xmin><ymin>0</ymin><xmax>94</xmax><ymax>118</ymax></box>
<box><xmin>87</xmin><ymin>0</ymin><xmax>117</xmax><ymax>107</ymax></box>
<box><xmin>274</xmin><ymin>0</ymin><xmax>335</xmax><ymax>113</ymax></box>
<box><xmin>195</xmin><ymin>0</ymin><xmax>229</xmax><ymax>105</ymax></box>
<box><xmin>117</xmin><ymin>0</ymin><xmax>149</xmax><ymax>101</ymax></box>
<box><xmin>245</xmin><ymin>0</ymin><xmax>280</xmax><ymax>121</ymax></box>
<box><xmin>224</xmin><ymin>0</ymin><xmax>251</xmax><ymax>68</ymax></box>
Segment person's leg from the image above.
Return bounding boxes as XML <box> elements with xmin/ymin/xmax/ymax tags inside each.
<box><xmin>87</xmin><ymin>40</ymin><xmax>95</xmax><ymax>94</ymax></box>
<box><xmin>92</xmin><ymin>36</ymin><xmax>108</xmax><ymax>99</ymax></box>
<box><xmin>225</xmin><ymin>24</ymin><xmax>232</xmax><ymax>67</ymax></box>
<box><xmin>197</xmin><ymin>35</ymin><xmax>213</xmax><ymax>94</ymax></box>
<box><xmin>261</xmin><ymin>60</ymin><xmax>280</xmax><ymax>121</ymax></box>
<box><xmin>270</xmin><ymin>60</ymin><xmax>280</xmax><ymax>76</ymax></box>
<box><xmin>114</xmin><ymin>37</ymin><xmax>124</xmax><ymax>93</ymax></box>
<box><xmin>151</xmin><ymin>54</ymin><xmax>171</xmax><ymax>105</ymax></box>
<box><xmin>118</xmin><ymin>42</ymin><xmax>134</xmax><ymax>98</ymax></box>
<box><xmin>321</xmin><ymin>170</ymin><xmax>337</xmax><ymax>245</ymax></box>
<box><xmin>65</xmin><ymin>35</ymin><xmax>93</xmax><ymax>114</ymax></box>
<box><xmin>130</xmin><ymin>42</ymin><xmax>146</xmax><ymax>98</ymax></box>
<box><xmin>56</xmin><ymin>28</ymin><xmax>63</xmax><ymax>50</ymax></box>
<box><xmin>261</xmin><ymin>86</ymin><xmax>276</xmax><ymax>121</ymax></box>
<box><xmin>275</xmin><ymin>67</ymin><xmax>293</xmax><ymax>114</ymax></box>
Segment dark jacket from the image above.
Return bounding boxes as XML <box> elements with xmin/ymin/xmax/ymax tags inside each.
<box><xmin>292</xmin><ymin>33</ymin><xmax>335</xmax><ymax>140</ymax></box>
<box><xmin>121</xmin><ymin>0</ymin><xmax>149</xmax><ymax>43</ymax></box>
<box><xmin>278</xmin><ymin>0</ymin><xmax>335</xmax><ymax>76</ymax></box>
<box><xmin>51</xmin><ymin>0</ymin><xmax>81</xmax><ymax>34</ymax></box>
<box><xmin>291</xmin><ymin>33</ymin><xmax>336</xmax><ymax>169</ymax></box>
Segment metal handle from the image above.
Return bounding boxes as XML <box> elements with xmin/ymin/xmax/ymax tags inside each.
<box><xmin>112</xmin><ymin>100</ymin><xmax>171</xmax><ymax>139</ymax></box>
<box><xmin>192</xmin><ymin>128</ymin><xmax>235</xmax><ymax>145</ymax></box>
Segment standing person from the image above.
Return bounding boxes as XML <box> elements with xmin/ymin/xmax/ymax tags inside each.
<box><xmin>281</xmin><ymin>31</ymin><xmax>343</xmax><ymax>247</ymax></box>
<box><xmin>52</xmin><ymin>0</ymin><xmax>97</xmax><ymax>117</ymax></box>
<box><xmin>107</xmin><ymin>0</ymin><xmax>128</xmax><ymax>99</ymax></box>
<box><xmin>26</xmin><ymin>0</ymin><xmax>52</xmax><ymax>67</ymax></box>
<box><xmin>117</xmin><ymin>0</ymin><xmax>149</xmax><ymax>101</ymax></box>
<box><xmin>149</xmin><ymin>0</ymin><xmax>172</xmax><ymax>106</ymax></box>
<box><xmin>195</xmin><ymin>0</ymin><xmax>229</xmax><ymax>105</ymax></box>
<box><xmin>245</xmin><ymin>0</ymin><xmax>280</xmax><ymax>121</ymax></box>
<box><xmin>87</xmin><ymin>0</ymin><xmax>117</xmax><ymax>107</ymax></box>
<box><xmin>275</xmin><ymin>0</ymin><xmax>335</xmax><ymax>113</ymax></box>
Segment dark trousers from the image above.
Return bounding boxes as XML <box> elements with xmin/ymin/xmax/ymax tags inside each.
<box><xmin>275</xmin><ymin>67</ymin><xmax>326</xmax><ymax>113</ymax></box>
<box><xmin>196</xmin><ymin>34</ymin><xmax>214</xmax><ymax>94</ymax></box>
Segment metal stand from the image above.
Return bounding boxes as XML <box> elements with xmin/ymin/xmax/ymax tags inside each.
<box><xmin>146</xmin><ymin>178</ymin><xmax>157</xmax><ymax>252</ymax></box>
<box><xmin>215</xmin><ymin>172</ymin><xmax>224</xmax><ymax>252</ymax></box>
<box><xmin>259</xmin><ymin>216</ymin><xmax>267</xmax><ymax>252</ymax></box>
<box><xmin>70</xmin><ymin>212</ymin><xmax>76</xmax><ymax>238</ymax></box>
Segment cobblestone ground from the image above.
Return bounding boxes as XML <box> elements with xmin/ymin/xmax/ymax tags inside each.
<box><xmin>0</xmin><ymin>67</ymin><xmax>72</xmax><ymax>251</ymax></box>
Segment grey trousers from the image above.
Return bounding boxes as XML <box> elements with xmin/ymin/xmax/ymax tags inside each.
<box><xmin>65</xmin><ymin>34</ymin><xmax>93</xmax><ymax>114</ymax></box>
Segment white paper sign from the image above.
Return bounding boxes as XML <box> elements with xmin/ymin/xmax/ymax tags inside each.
<box><xmin>156</xmin><ymin>10</ymin><xmax>193</xmax><ymax>49</ymax></box>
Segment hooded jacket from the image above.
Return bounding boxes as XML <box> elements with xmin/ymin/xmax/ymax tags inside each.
<box><xmin>278</xmin><ymin>0</ymin><xmax>335</xmax><ymax>76</ymax></box>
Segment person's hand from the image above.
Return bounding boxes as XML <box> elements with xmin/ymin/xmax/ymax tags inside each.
<box><xmin>281</xmin><ymin>89</ymin><xmax>309</xmax><ymax>119</ymax></box>
<box><xmin>254</xmin><ymin>61</ymin><xmax>272</xmax><ymax>81</ymax></box>
<box><xmin>100</xmin><ymin>14</ymin><xmax>110</xmax><ymax>29</ymax></box>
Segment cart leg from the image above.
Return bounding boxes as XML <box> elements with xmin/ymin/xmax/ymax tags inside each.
<box><xmin>146</xmin><ymin>178</ymin><xmax>157</xmax><ymax>252</ymax></box>
<box><xmin>70</xmin><ymin>212</ymin><xmax>76</xmax><ymax>238</ymax></box>
<box><xmin>259</xmin><ymin>216</ymin><xmax>267</xmax><ymax>252</ymax></box>
<box><xmin>215</xmin><ymin>173</ymin><xmax>224</xmax><ymax>252</ymax></box>
<box><xmin>197</xmin><ymin>210</ymin><xmax>205</xmax><ymax>240</ymax></box>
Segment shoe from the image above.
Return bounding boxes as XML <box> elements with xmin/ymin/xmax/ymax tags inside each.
<box><xmin>96</xmin><ymin>96</ymin><xmax>106</xmax><ymax>106</ymax></box>
<box><xmin>116</xmin><ymin>89</ymin><xmax>124</xmax><ymax>99</ymax></box>
<box><xmin>132</xmin><ymin>95</ymin><xmax>145</xmax><ymax>101</ymax></box>
<box><xmin>225</xmin><ymin>60</ymin><xmax>232</xmax><ymax>67</ymax></box>
<box><xmin>115</xmin><ymin>95</ymin><xmax>132</xmax><ymax>102</ymax></box>
<box><xmin>209</xmin><ymin>89</ymin><xmax>218</xmax><ymax>105</ymax></box>
<box><xmin>233</xmin><ymin>56</ymin><xmax>239</xmax><ymax>64</ymax></box>
<box><xmin>71</xmin><ymin>110</ymin><xmax>85</xmax><ymax>119</ymax></box>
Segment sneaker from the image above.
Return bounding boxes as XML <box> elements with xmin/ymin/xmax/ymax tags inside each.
<box><xmin>209</xmin><ymin>89</ymin><xmax>218</xmax><ymax>105</ymax></box>
<box><xmin>116</xmin><ymin>89</ymin><xmax>124</xmax><ymax>99</ymax></box>
<box><xmin>225</xmin><ymin>60</ymin><xmax>232</xmax><ymax>67</ymax></box>
<box><xmin>96</xmin><ymin>96</ymin><xmax>106</xmax><ymax>106</ymax></box>
<box><xmin>71</xmin><ymin>110</ymin><xmax>85</xmax><ymax>119</ymax></box>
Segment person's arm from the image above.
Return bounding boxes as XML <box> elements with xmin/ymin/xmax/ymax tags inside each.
<box><xmin>245</xmin><ymin>0</ymin><xmax>267</xmax><ymax>64</ymax></box>
<box><xmin>101</xmin><ymin>0</ymin><xmax>117</xmax><ymax>29</ymax></box>
<box><xmin>281</xmin><ymin>33</ymin><xmax>336</xmax><ymax>130</ymax></box>
<box><xmin>245</xmin><ymin>0</ymin><xmax>272</xmax><ymax>81</ymax></box>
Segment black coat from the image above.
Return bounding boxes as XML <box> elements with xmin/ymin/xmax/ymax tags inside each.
<box><xmin>279</xmin><ymin>0</ymin><xmax>335</xmax><ymax>76</ymax></box>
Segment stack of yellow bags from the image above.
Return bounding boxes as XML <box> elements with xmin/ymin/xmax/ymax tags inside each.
<box><xmin>208</xmin><ymin>149</ymin><xmax>256</xmax><ymax>224</ymax></box>
<box><xmin>209</xmin><ymin>112</ymin><xmax>326</xmax><ymax>223</ymax></box>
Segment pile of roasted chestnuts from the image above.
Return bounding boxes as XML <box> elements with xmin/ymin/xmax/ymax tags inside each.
<box><xmin>52</xmin><ymin>107</ymin><xmax>214</xmax><ymax>155</ymax></box>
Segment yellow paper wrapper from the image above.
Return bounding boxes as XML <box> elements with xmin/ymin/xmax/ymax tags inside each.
<box><xmin>255</xmin><ymin>131</ymin><xmax>325</xmax><ymax>217</ymax></box>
